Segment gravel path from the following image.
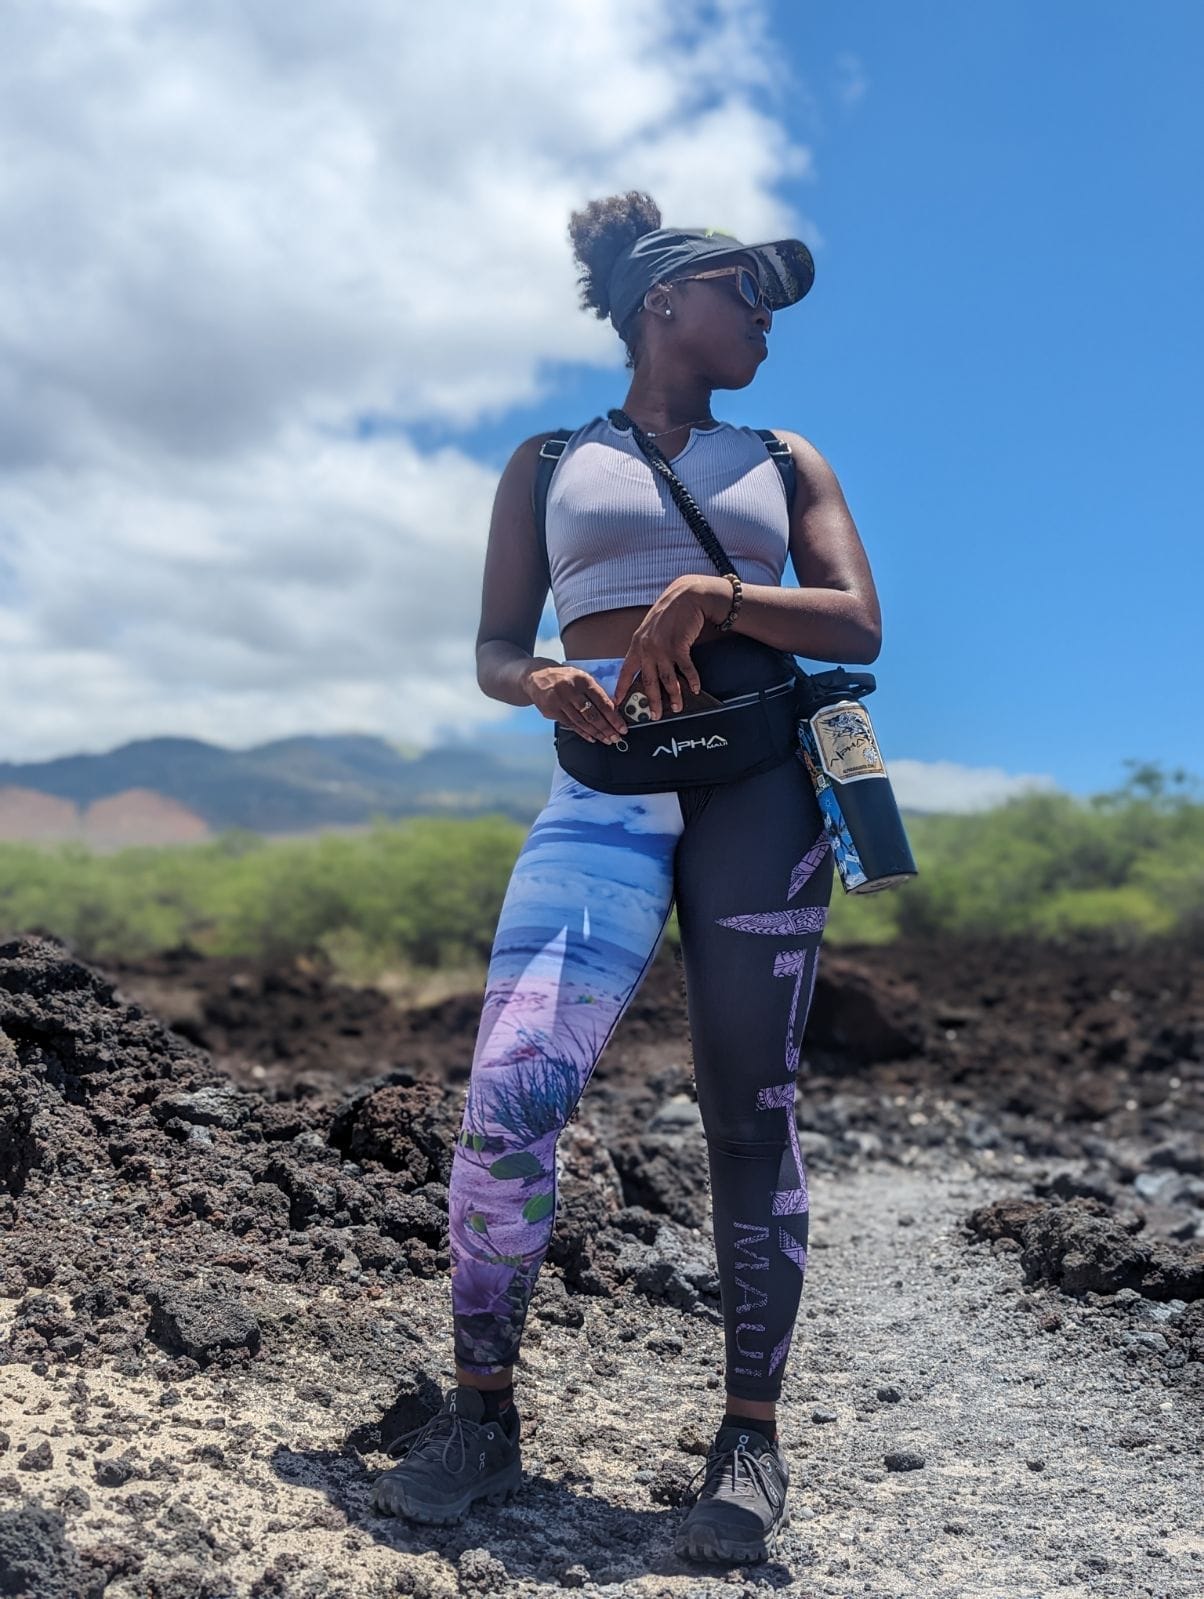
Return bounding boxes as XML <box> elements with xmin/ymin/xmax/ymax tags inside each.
<box><xmin>3</xmin><ymin>937</ymin><xmax>1200</xmax><ymax>1597</ymax></box>
<box><xmin>4</xmin><ymin>1152</ymin><xmax>1198</xmax><ymax>1598</ymax></box>
<box><xmin>779</xmin><ymin>1157</ymin><xmax>1200</xmax><ymax>1599</ymax></box>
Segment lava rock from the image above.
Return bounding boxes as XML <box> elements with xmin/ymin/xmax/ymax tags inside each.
<box><xmin>611</xmin><ymin>1134</ymin><xmax>712</xmax><ymax>1230</ymax></box>
<box><xmin>1019</xmin><ymin>1201</ymin><xmax>1150</xmax><ymax>1298</ymax></box>
<box><xmin>17</xmin><ymin>1440</ymin><xmax>53</xmax><ymax>1472</ymax></box>
<box><xmin>152</xmin><ymin>1084</ymin><xmax>250</xmax><ymax>1131</ymax></box>
<box><xmin>0</xmin><ymin>1502</ymin><xmax>103</xmax><ymax>1599</ymax></box>
<box><xmin>94</xmin><ymin>1453</ymin><xmax>140</xmax><ymax>1487</ymax></box>
<box><xmin>965</xmin><ymin>1196</ymin><xmax>1057</xmax><ymax>1244</ymax></box>
<box><xmin>458</xmin><ymin>1546</ymin><xmax>508</xmax><ymax>1593</ymax></box>
<box><xmin>144</xmin><ymin>1282</ymin><xmax>261</xmax><ymax>1364</ymax></box>
<box><xmin>380</xmin><ymin>1188</ymin><xmax>448</xmax><ymax>1245</ymax></box>
<box><xmin>884</xmin><ymin>1450</ymin><xmax>926</xmax><ymax>1471</ymax></box>
<box><xmin>329</xmin><ymin>1077</ymin><xmax>457</xmax><ymax>1188</ymax></box>
<box><xmin>808</xmin><ymin>956</ymin><xmax>924</xmax><ymax>1065</ymax></box>
<box><xmin>0</xmin><ymin>1046</ymin><xmax>38</xmax><ymax>1198</ymax></box>
<box><xmin>78</xmin><ymin>1540</ymin><xmax>144</xmax><ymax>1584</ymax></box>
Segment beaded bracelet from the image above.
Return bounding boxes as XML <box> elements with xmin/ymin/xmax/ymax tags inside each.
<box><xmin>718</xmin><ymin>571</ymin><xmax>743</xmax><ymax>633</ymax></box>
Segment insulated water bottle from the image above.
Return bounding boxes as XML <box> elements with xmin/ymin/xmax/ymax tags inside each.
<box><xmin>794</xmin><ymin>669</ymin><xmax>917</xmax><ymax>895</ymax></box>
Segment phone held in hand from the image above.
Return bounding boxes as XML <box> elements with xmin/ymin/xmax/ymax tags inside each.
<box><xmin>621</xmin><ymin>672</ymin><xmax>723</xmax><ymax>723</ymax></box>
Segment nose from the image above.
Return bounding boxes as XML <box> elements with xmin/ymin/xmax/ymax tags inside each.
<box><xmin>753</xmin><ymin>301</ymin><xmax>771</xmax><ymax>332</ymax></box>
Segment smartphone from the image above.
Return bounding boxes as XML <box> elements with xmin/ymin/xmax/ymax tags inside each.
<box><xmin>622</xmin><ymin>671</ymin><xmax>723</xmax><ymax>724</ymax></box>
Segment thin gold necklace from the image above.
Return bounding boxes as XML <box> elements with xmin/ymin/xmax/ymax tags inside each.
<box><xmin>641</xmin><ymin>415</ymin><xmax>717</xmax><ymax>438</ymax></box>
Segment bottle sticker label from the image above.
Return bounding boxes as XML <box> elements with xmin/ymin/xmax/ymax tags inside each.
<box><xmin>810</xmin><ymin>700</ymin><xmax>886</xmax><ymax>784</ymax></box>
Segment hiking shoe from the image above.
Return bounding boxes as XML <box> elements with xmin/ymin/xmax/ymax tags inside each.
<box><xmin>371</xmin><ymin>1385</ymin><xmax>521</xmax><ymax>1525</ymax></box>
<box><xmin>674</xmin><ymin>1424</ymin><xmax>790</xmax><ymax>1564</ymax></box>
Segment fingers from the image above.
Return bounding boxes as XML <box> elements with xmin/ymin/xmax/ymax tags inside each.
<box><xmin>612</xmin><ymin>656</ymin><xmax>640</xmax><ymax>712</ymax></box>
<box><xmin>638</xmin><ymin>656</ymin><xmax>663</xmax><ymax>720</ymax></box>
<box><xmin>619</xmin><ymin>652</ymin><xmax>699</xmax><ymax>719</ymax></box>
<box><xmin>676</xmin><ymin>650</ymin><xmax>702</xmax><ymax>696</ymax></box>
<box><xmin>562</xmin><ymin>696</ymin><xmax>601</xmax><ymax>740</ymax></box>
<box><xmin>566</xmin><ymin>676</ymin><xmax>626</xmax><ymax>743</ymax></box>
<box><xmin>657</xmin><ymin>658</ymin><xmax>684</xmax><ymax>715</ymax></box>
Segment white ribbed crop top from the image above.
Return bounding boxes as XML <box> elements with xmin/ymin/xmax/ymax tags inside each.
<box><xmin>543</xmin><ymin>415</ymin><xmax>791</xmax><ymax>631</ymax></box>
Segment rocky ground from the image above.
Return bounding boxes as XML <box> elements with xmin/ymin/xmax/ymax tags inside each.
<box><xmin>0</xmin><ymin>931</ymin><xmax>1201</xmax><ymax>1599</ymax></box>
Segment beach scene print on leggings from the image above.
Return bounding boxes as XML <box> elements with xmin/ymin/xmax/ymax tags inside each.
<box><xmin>449</xmin><ymin>753</ymin><xmax>684</xmax><ymax>1374</ymax></box>
<box><xmin>716</xmin><ymin>827</ymin><xmax>829</xmax><ymax>1385</ymax></box>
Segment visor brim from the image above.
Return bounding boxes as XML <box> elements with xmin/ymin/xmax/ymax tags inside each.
<box><xmin>673</xmin><ymin>237</ymin><xmax>815</xmax><ymax>311</ymax></box>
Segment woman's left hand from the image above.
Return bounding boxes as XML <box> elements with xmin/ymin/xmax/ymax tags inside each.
<box><xmin>612</xmin><ymin>575</ymin><xmax>730</xmax><ymax>717</ymax></box>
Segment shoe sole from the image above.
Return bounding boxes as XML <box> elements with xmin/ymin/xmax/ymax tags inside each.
<box><xmin>675</xmin><ymin>1506</ymin><xmax>791</xmax><ymax>1565</ymax></box>
<box><xmin>372</xmin><ymin>1456</ymin><xmax>522</xmax><ymax>1526</ymax></box>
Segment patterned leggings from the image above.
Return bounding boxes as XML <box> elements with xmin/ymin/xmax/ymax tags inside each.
<box><xmin>449</xmin><ymin>655</ymin><xmax>833</xmax><ymax>1402</ymax></box>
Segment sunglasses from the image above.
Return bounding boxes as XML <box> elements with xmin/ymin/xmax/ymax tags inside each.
<box><xmin>664</xmin><ymin>264</ymin><xmax>768</xmax><ymax>310</ymax></box>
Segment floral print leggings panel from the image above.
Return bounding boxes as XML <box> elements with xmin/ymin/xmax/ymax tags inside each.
<box><xmin>449</xmin><ymin>658</ymin><xmax>834</xmax><ymax>1403</ymax></box>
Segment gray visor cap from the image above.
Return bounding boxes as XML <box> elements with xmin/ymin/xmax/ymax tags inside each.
<box><xmin>607</xmin><ymin>227</ymin><xmax>815</xmax><ymax>334</ymax></box>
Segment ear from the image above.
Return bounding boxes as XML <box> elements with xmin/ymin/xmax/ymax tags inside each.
<box><xmin>642</xmin><ymin>282</ymin><xmax>672</xmax><ymax>319</ymax></box>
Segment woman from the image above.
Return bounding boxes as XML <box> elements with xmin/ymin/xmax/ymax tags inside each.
<box><xmin>372</xmin><ymin>192</ymin><xmax>880</xmax><ymax>1565</ymax></box>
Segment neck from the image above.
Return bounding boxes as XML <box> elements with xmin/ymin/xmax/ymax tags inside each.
<box><xmin>620</xmin><ymin>370</ymin><xmax>715</xmax><ymax>434</ymax></box>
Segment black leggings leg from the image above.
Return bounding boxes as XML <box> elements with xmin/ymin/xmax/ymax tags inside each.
<box><xmin>675</xmin><ymin>755</ymin><xmax>833</xmax><ymax>1403</ymax></box>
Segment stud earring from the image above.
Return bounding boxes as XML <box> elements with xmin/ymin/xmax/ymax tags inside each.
<box><xmin>664</xmin><ymin>310</ymin><xmax>672</xmax><ymax>318</ymax></box>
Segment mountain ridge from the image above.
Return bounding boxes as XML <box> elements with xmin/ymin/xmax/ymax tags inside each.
<box><xmin>0</xmin><ymin>732</ymin><xmax>554</xmax><ymax>840</ymax></box>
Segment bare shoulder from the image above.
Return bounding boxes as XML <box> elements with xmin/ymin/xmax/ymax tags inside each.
<box><xmin>767</xmin><ymin>428</ymin><xmax>844</xmax><ymax>501</ymax></box>
<box><xmin>499</xmin><ymin>429</ymin><xmax>564</xmax><ymax>487</ymax></box>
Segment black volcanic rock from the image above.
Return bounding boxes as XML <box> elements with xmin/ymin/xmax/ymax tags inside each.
<box><xmin>0</xmin><ymin>1503</ymin><xmax>102</xmax><ymax>1598</ymax></box>
<box><xmin>144</xmin><ymin>1283</ymin><xmax>261</xmax><ymax>1365</ymax></box>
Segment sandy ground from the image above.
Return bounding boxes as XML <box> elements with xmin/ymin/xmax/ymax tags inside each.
<box><xmin>1</xmin><ymin>934</ymin><xmax>1201</xmax><ymax>1597</ymax></box>
<box><xmin>3</xmin><ymin>1155</ymin><xmax>1200</xmax><ymax>1598</ymax></box>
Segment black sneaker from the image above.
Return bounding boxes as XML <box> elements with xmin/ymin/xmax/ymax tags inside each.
<box><xmin>371</xmin><ymin>1385</ymin><xmax>522</xmax><ymax>1526</ymax></box>
<box><xmin>674</xmin><ymin>1424</ymin><xmax>790</xmax><ymax>1564</ymax></box>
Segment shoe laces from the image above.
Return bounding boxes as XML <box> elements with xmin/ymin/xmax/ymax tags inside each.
<box><xmin>686</xmin><ymin>1438</ymin><xmax>779</xmax><ymax>1506</ymax></box>
<box><xmin>386</xmin><ymin>1407</ymin><xmax>474</xmax><ymax>1475</ymax></box>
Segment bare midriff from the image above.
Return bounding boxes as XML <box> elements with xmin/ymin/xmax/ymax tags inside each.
<box><xmin>560</xmin><ymin>604</ymin><xmax>726</xmax><ymax>661</ymax></box>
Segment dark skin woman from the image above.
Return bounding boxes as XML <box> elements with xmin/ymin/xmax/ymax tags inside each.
<box><xmin>478</xmin><ymin>259</ymin><xmax>880</xmax><ymax>752</ymax></box>
<box><xmin>372</xmin><ymin>193</ymin><xmax>883</xmax><ymax>1564</ymax></box>
<box><xmin>473</xmin><ymin>260</ymin><xmax>880</xmax><ymax>1430</ymax></box>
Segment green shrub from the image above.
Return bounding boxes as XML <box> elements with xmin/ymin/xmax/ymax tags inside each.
<box><xmin>0</xmin><ymin>765</ymin><xmax>1198</xmax><ymax>966</ymax></box>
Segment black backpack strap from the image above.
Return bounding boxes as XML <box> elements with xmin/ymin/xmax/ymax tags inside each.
<box><xmin>756</xmin><ymin>429</ymin><xmax>796</xmax><ymax>512</ymax></box>
<box><xmin>532</xmin><ymin>431</ymin><xmax>573</xmax><ymax>579</ymax></box>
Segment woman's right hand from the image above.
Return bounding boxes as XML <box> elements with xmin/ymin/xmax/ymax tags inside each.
<box><xmin>523</xmin><ymin>663</ymin><xmax>628</xmax><ymax>743</ymax></box>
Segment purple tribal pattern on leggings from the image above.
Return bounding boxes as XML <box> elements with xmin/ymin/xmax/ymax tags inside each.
<box><xmin>714</xmin><ymin>831</ymin><xmax>828</xmax><ymax>1384</ymax></box>
<box><xmin>448</xmin><ymin>655</ymin><xmax>833</xmax><ymax>1399</ymax></box>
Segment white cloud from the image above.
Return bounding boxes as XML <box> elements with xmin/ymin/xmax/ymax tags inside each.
<box><xmin>0</xmin><ymin>0</ymin><xmax>811</xmax><ymax>461</ymax></box>
<box><xmin>0</xmin><ymin>0</ymin><xmax>818</xmax><ymax>762</ymax></box>
<box><xmin>887</xmin><ymin>759</ymin><xmax>1058</xmax><ymax>814</ymax></box>
<box><xmin>1</xmin><ymin>429</ymin><xmax>517</xmax><ymax>757</ymax></box>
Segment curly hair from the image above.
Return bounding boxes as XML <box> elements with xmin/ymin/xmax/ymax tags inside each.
<box><xmin>568</xmin><ymin>192</ymin><xmax>662</xmax><ymax>365</ymax></box>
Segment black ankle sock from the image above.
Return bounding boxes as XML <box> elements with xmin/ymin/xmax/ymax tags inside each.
<box><xmin>478</xmin><ymin>1384</ymin><xmax>514</xmax><ymax>1422</ymax></box>
<box><xmin>723</xmin><ymin>1412</ymin><xmax>777</xmax><ymax>1445</ymax></box>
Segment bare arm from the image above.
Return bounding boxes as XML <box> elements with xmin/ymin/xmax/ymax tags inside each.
<box><xmin>475</xmin><ymin>434</ymin><xmax>558</xmax><ymax>706</ymax></box>
<box><xmin>611</xmin><ymin>431</ymin><xmax>881</xmax><ymax>713</ymax></box>
<box><xmin>716</xmin><ymin>429</ymin><xmax>881</xmax><ymax>664</ymax></box>
<box><xmin>475</xmin><ymin>435</ymin><xmax>627</xmax><ymax>741</ymax></box>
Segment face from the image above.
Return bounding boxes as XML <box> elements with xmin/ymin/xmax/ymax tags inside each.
<box><xmin>646</xmin><ymin>254</ymin><xmax>773</xmax><ymax>389</ymax></box>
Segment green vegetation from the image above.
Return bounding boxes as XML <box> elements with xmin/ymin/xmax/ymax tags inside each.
<box><xmin>1</xmin><ymin>765</ymin><xmax>1199</xmax><ymax>976</ymax></box>
<box><xmin>826</xmin><ymin>761</ymin><xmax>1203</xmax><ymax>946</ymax></box>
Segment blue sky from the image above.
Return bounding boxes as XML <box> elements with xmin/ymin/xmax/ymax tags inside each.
<box><xmin>2</xmin><ymin>2</ymin><xmax>1199</xmax><ymax>806</ymax></box>
<box><xmin>469</xmin><ymin>3</ymin><xmax>1204</xmax><ymax>796</ymax></box>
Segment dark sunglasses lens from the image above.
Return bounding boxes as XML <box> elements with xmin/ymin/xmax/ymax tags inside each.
<box><xmin>737</xmin><ymin>267</ymin><xmax>762</xmax><ymax>307</ymax></box>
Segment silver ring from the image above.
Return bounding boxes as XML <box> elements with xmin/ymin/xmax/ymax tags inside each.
<box><xmin>578</xmin><ymin>699</ymin><xmax>595</xmax><ymax>714</ymax></box>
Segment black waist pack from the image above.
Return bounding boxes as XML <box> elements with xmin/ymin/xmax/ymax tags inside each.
<box><xmin>551</xmin><ymin>409</ymin><xmax>806</xmax><ymax>796</ymax></box>
<box><xmin>554</xmin><ymin>676</ymin><xmax>800</xmax><ymax>794</ymax></box>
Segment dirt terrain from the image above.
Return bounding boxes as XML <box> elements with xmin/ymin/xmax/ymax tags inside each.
<box><xmin>0</xmin><ymin>931</ymin><xmax>1201</xmax><ymax>1598</ymax></box>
